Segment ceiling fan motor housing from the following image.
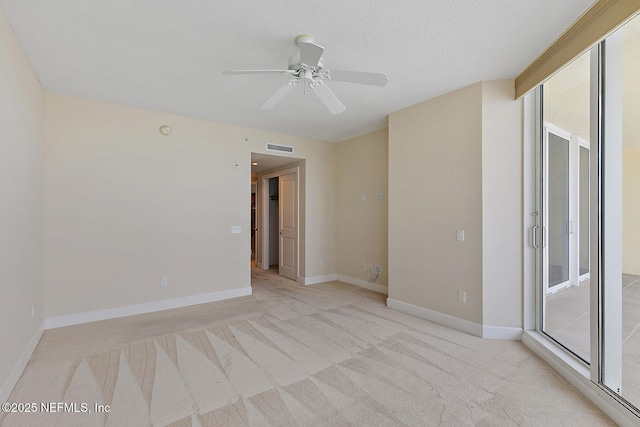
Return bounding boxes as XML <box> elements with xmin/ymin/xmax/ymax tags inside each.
<box><xmin>288</xmin><ymin>53</ymin><xmax>324</xmax><ymax>71</ymax></box>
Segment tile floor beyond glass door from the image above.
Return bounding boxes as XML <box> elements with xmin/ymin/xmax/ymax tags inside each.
<box><xmin>546</xmin><ymin>274</ymin><xmax>640</xmax><ymax>408</ymax></box>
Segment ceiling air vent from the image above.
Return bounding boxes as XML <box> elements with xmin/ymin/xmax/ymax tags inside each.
<box><xmin>266</xmin><ymin>143</ymin><xmax>294</xmax><ymax>154</ymax></box>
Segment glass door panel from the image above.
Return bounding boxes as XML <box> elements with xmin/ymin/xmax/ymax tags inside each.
<box><xmin>540</xmin><ymin>49</ymin><xmax>592</xmax><ymax>363</ymax></box>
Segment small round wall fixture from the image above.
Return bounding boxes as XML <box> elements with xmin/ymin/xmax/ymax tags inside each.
<box><xmin>159</xmin><ymin>125</ymin><xmax>172</xmax><ymax>136</ymax></box>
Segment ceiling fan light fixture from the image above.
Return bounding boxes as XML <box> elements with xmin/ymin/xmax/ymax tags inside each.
<box><xmin>223</xmin><ymin>34</ymin><xmax>388</xmax><ymax>114</ymax></box>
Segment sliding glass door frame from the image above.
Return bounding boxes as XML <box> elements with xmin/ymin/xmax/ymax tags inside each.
<box><xmin>600</xmin><ymin>30</ymin><xmax>625</xmax><ymax>403</ymax></box>
<box><xmin>588</xmin><ymin>41</ymin><xmax>601</xmax><ymax>386</ymax></box>
<box><xmin>534</xmin><ymin>38</ymin><xmax>638</xmax><ymax>414</ymax></box>
<box><xmin>525</xmin><ymin>35</ymin><xmax>640</xmax><ymax>423</ymax></box>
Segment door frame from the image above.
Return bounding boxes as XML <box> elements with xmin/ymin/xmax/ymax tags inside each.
<box><xmin>260</xmin><ymin>166</ymin><xmax>300</xmax><ymax>278</ymax></box>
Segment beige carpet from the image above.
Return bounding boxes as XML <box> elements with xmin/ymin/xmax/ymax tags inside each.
<box><xmin>1</xmin><ymin>268</ymin><xmax>614</xmax><ymax>426</ymax></box>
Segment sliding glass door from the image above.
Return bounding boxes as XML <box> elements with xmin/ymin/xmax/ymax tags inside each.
<box><xmin>535</xmin><ymin>12</ymin><xmax>640</xmax><ymax>413</ymax></box>
<box><xmin>539</xmin><ymin>50</ymin><xmax>592</xmax><ymax>363</ymax></box>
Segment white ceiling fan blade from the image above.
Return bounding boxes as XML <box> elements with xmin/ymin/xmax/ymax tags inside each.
<box><xmin>312</xmin><ymin>81</ymin><xmax>345</xmax><ymax>115</ymax></box>
<box><xmin>223</xmin><ymin>70</ymin><xmax>294</xmax><ymax>75</ymax></box>
<box><xmin>260</xmin><ymin>82</ymin><xmax>296</xmax><ymax>110</ymax></box>
<box><xmin>327</xmin><ymin>70</ymin><xmax>388</xmax><ymax>86</ymax></box>
<box><xmin>299</xmin><ymin>41</ymin><xmax>324</xmax><ymax>67</ymax></box>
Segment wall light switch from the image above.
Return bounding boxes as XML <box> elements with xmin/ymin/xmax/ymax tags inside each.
<box><xmin>377</xmin><ymin>194</ymin><xmax>384</xmax><ymax>201</ymax></box>
<box><xmin>458</xmin><ymin>291</ymin><xmax>467</xmax><ymax>304</ymax></box>
<box><xmin>161</xmin><ymin>277</ymin><xmax>168</xmax><ymax>287</ymax></box>
<box><xmin>457</xmin><ymin>230</ymin><xmax>465</xmax><ymax>241</ymax></box>
<box><xmin>231</xmin><ymin>226</ymin><xmax>241</xmax><ymax>234</ymax></box>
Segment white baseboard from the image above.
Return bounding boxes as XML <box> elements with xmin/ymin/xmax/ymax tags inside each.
<box><xmin>386</xmin><ymin>298</ymin><xmax>522</xmax><ymax>340</ymax></box>
<box><xmin>387</xmin><ymin>298</ymin><xmax>483</xmax><ymax>337</ymax></box>
<box><xmin>337</xmin><ymin>274</ymin><xmax>388</xmax><ymax>295</ymax></box>
<box><xmin>303</xmin><ymin>274</ymin><xmax>338</xmax><ymax>286</ymax></box>
<box><xmin>45</xmin><ymin>287</ymin><xmax>253</xmax><ymax>329</ymax></box>
<box><xmin>0</xmin><ymin>321</ymin><xmax>44</xmax><ymax>403</ymax></box>
<box><xmin>522</xmin><ymin>331</ymin><xmax>640</xmax><ymax>426</ymax></box>
<box><xmin>482</xmin><ymin>325</ymin><xmax>523</xmax><ymax>340</ymax></box>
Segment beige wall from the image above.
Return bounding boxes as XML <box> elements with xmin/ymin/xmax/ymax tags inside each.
<box><xmin>389</xmin><ymin>83</ymin><xmax>484</xmax><ymax>324</ymax></box>
<box><xmin>388</xmin><ymin>80</ymin><xmax>522</xmax><ymax>330</ymax></box>
<box><xmin>0</xmin><ymin>9</ymin><xmax>44</xmax><ymax>395</ymax></box>
<box><xmin>481</xmin><ymin>80</ymin><xmax>523</xmax><ymax>328</ymax></box>
<box><xmin>43</xmin><ymin>93</ymin><xmax>337</xmax><ymax>318</ymax></box>
<box><xmin>337</xmin><ymin>129</ymin><xmax>388</xmax><ymax>285</ymax></box>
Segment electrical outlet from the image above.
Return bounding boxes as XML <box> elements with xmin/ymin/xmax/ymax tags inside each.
<box><xmin>375</xmin><ymin>266</ymin><xmax>382</xmax><ymax>274</ymax></box>
<box><xmin>458</xmin><ymin>291</ymin><xmax>467</xmax><ymax>304</ymax></box>
<box><xmin>161</xmin><ymin>277</ymin><xmax>168</xmax><ymax>287</ymax></box>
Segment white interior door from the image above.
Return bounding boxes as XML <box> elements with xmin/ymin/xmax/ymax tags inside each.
<box><xmin>278</xmin><ymin>171</ymin><xmax>297</xmax><ymax>280</ymax></box>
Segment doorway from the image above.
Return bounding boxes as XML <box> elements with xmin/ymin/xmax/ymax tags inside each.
<box><xmin>250</xmin><ymin>153</ymin><xmax>304</xmax><ymax>283</ymax></box>
<box><xmin>251</xmin><ymin>180</ymin><xmax>257</xmax><ymax>266</ymax></box>
<box><xmin>268</xmin><ymin>177</ymin><xmax>279</xmax><ymax>269</ymax></box>
<box><xmin>277</xmin><ymin>171</ymin><xmax>297</xmax><ymax>280</ymax></box>
<box><xmin>261</xmin><ymin>168</ymin><xmax>298</xmax><ymax>281</ymax></box>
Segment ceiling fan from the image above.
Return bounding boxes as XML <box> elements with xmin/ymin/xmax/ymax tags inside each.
<box><xmin>223</xmin><ymin>34</ymin><xmax>388</xmax><ymax>115</ymax></box>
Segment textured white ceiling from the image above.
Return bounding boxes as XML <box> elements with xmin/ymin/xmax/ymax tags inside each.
<box><xmin>0</xmin><ymin>0</ymin><xmax>595</xmax><ymax>142</ymax></box>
